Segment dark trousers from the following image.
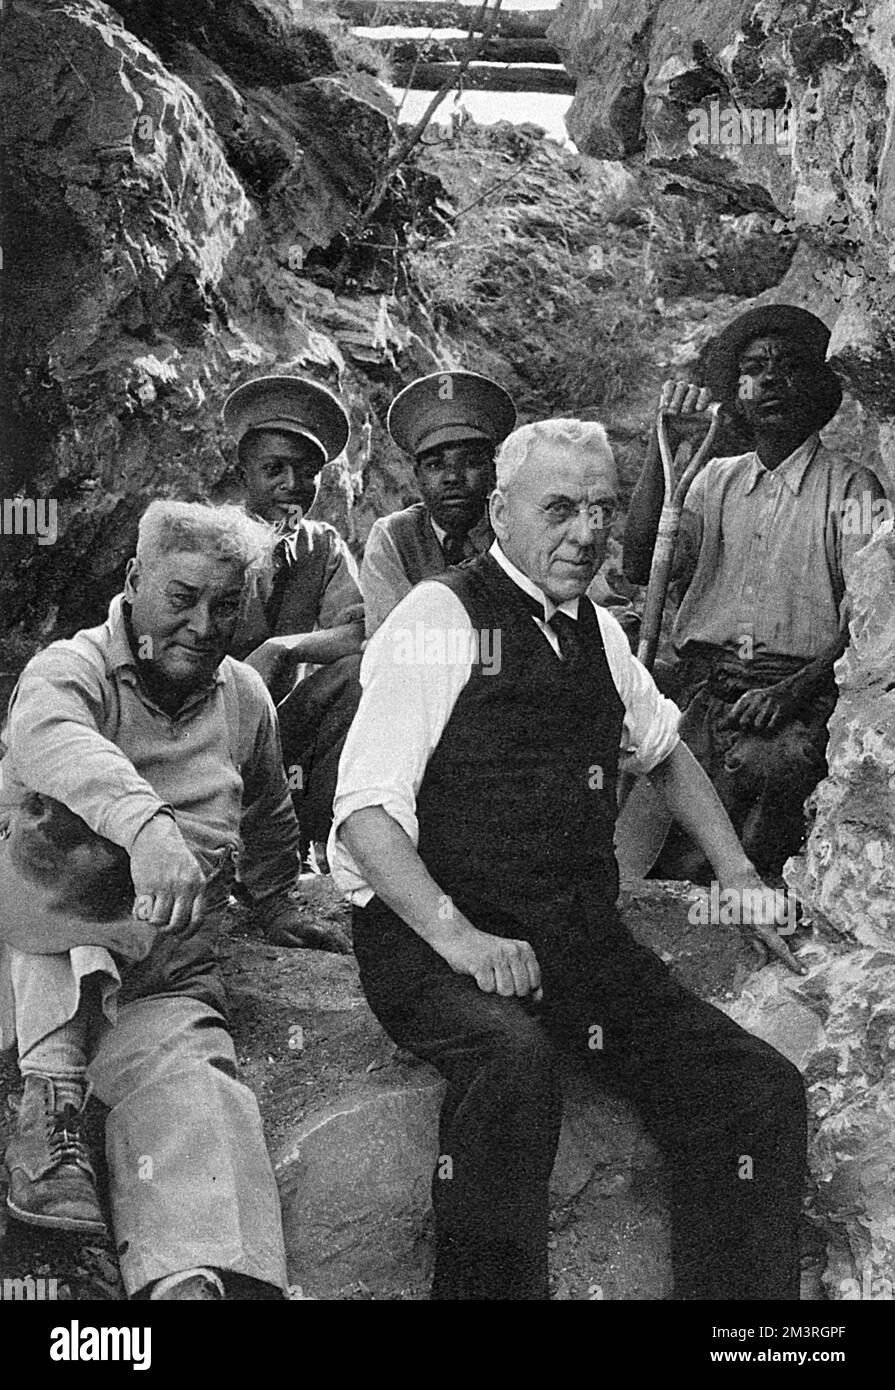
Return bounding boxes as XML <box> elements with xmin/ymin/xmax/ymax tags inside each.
<box><xmin>276</xmin><ymin>654</ymin><xmax>361</xmax><ymax>845</ymax></box>
<box><xmin>353</xmin><ymin>892</ymin><xmax>806</xmax><ymax>1301</ymax></box>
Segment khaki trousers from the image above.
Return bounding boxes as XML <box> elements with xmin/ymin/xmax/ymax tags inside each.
<box><xmin>8</xmin><ymin>951</ymin><xmax>288</xmax><ymax>1297</ymax></box>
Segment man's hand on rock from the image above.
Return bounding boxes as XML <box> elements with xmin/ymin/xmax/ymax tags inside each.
<box><xmin>131</xmin><ymin>815</ymin><xmax>206</xmax><ymax>932</ymax></box>
<box><xmin>722</xmin><ymin>681</ymin><xmax>801</xmax><ymax>733</ymax></box>
<box><xmin>257</xmin><ymin>895</ymin><xmax>350</xmax><ymax>954</ymax></box>
<box><xmin>437</xmin><ymin>925</ymin><xmax>543</xmax><ymax>1001</ymax></box>
<box><xmin>722</xmin><ymin>874</ymin><xmax>806</xmax><ymax>976</ymax></box>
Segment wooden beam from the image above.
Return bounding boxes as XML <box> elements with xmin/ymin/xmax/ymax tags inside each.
<box><xmin>371</xmin><ymin>35</ymin><xmax>561</xmax><ymax>64</ymax></box>
<box><xmin>324</xmin><ymin>2</ymin><xmax>554</xmax><ymax>40</ymax></box>
<box><xmin>392</xmin><ymin>60</ymin><xmax>574</xmax><ymax>93</ymax></box>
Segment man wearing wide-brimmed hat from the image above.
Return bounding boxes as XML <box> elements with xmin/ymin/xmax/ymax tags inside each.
<box><xmin>360</xmin><ymin>370</ymin><xmax>517</xmax><ymax>636</ymax></box>
<box><xmin>223</xmin><ymin>375</ymin><xmax>364</xmax><ymax>868</ymax></box>
<box><xmin>622</xmin><ymin>304</ymin><xmax>887</xmax><ymax>880</ymax></box>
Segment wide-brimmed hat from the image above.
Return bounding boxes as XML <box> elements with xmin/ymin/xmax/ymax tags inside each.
<box><xmin>0</xmin><ymin>794</ymin><xmax>156</xmax><ymax>960</ymax></box>
<box><xmin>387</xmin><ymin>370</ymin><xmax>517</xmax><ymax>458</ymax></box>
<box><xmin>706</xmin><ymin>305</ymin><xmax>842</xmax><ymax>426</ymax></box>
<box><xmin>223</xmin><ymin>375</ymin><xmax>350</xmax><ymax>465</ymax></box>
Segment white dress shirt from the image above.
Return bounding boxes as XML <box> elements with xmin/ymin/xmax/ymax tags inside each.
<box><xmin>329</xmin><ymin>542</ymin><xmax>681</xmax><ymax>904</ymax></box>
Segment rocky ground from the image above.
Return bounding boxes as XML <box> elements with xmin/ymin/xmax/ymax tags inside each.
<box><xmin>0</xmin><ymin>875</ymin><xmax>778</xmax><ymax>1301</ymax></box>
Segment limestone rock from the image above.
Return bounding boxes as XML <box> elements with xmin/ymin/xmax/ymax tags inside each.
<box><xmin>550</xmin><ymin>0</ymin><xmax>895</xmax><ymax>485</ymax></box>
<box><xmin>781</xmin><ymin>527</ymin><xmax>895</xmax><ymax>1294</ymax></box>
<box><xmin>0</xmin><ymin>0</ymin><xmax>416</xmax><ymax>696</ymax></box>
<box><xmin>274</xmin><ymin>1075</ymin><xmax>443</xmax><ymax>1297</ymax></box>
<box><xmin>787</xmin><ymin>525</ymin><xmax>895</xmax><ymax>948</ymax></box>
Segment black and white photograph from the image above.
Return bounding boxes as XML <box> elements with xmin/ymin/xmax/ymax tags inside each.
<box><xmin>0</xmin><ymin>0</ymin><xmax>892</xmax><ymax>1363</ymax></box>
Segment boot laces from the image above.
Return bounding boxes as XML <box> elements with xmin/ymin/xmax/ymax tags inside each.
<box><xmin>48</xmin><ymin>1103</ymin><xmax>90</xmax><ymax>1167</ymax></box>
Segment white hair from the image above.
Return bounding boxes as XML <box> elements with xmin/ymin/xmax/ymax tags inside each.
<box><xmin>494</xmin><ymin>419</ymin><xmax>616</xmax><ymax>491</ymax></box>
<box><xmin>136</xmin><ymin>500</ymin><xmax>277</xmax><ymax>582</ymax></box>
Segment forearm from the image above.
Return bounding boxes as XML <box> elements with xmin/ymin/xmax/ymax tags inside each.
<box><xmin>240</xmin><ymin>787</ymin><xmax>301</xmax><ymax>899</ymax></box>
<box><xmin>786</xmin><ymin>633</ymin><xmax>846</xmax><ymax>704</ymax></box>
<box><xmin>257</xmin><ymin>621</ymin><xmax>364</xmax><ymax>668</ymax></box>
<box><xmin>239</xmin><ymin>715</ymin><xmax>302</xmax><ymax>898</ymax></box>
<box><xmin>647</xmin><ymin>740</ymin><xmax>755</xmax><ymax>883</ymax></box>
<box><xmin>622</xmin><ymin>434</ymin><xmax>665</xmax><ymax>584</ymax></box>
<box><xmin>340</xmin><ymin>806</ymin><xmax>472</xmax><ymax>945</ymax></box>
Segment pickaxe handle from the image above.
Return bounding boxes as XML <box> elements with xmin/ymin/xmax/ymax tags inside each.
<box><xmin>635</xmin><ymin>402</ymin><xmax>721</xmax><ymax>672</ymax></box>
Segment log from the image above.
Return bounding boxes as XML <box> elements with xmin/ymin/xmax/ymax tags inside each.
<box><xmin>372</xmin><ymin>35</ymin><xmax>561</xmax><ymax>64</ymax></box>
<box><xmin>324</xmin><ymin>2</ymin><xmax>555</xmax><ymax>40</ymax></box>
<box><xmin>392</xmin><ymin>60</ymin><xmax>574</xmax><ymax>93</ymax></box>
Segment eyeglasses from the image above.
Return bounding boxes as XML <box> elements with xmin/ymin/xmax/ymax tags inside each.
<box><xmin>537</xmin><ymin>500</ymin><xmax>617</xmax><ymax>529</ymax></box>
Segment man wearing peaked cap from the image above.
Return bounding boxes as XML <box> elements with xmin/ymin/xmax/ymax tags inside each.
<box><xmin>222</xmin><ymin>374</ymin><xmax>351</xmax><ymax>468</ymax></box>
<box><xmin>621</xmin><ymin>304</ymin><xmax>887</xmax><ymax>882</ymax></box>
<box><xmin>360</xmin><ymin>370</ymin><xmax>516</xmax><ymax>636</ymax></box>
<box><xmin>224</xmin><ymin>375</ymin><xmax>364</xmax><ymax>870</ymax></box>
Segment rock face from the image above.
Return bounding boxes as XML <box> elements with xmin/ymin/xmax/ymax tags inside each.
<box><xmin>725</xmin><ymin>527</ymin><xmax>895</xmax><ymax>1299</ymax></box>
<box><xmin>789</xmin><ymin>526</ymin><xmax>895</xmax><ymax>948</ymax></box>
<box><xmin>0</xmin><ymin>0</ymin><xmax>431</xmax><ymax>694</ymax></box>
<box><xmin>784</xmin><ymin>525</ymin><xmax>895</xmax><ymax>1299</ymax></box>
<box><xmin>549</xmin><ymin>0</ymin><xmax>895</xmax><ymax>489</ymax></box>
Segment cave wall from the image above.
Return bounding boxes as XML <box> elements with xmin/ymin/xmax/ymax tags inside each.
<box><xmin>732</xmin><ymin>525</ymin><xmax>895</xmax><ymax>1299</ymax></box>
<box><xmin>0</xmin><ymin>0</ymin><xmax>437</xmax><ymax>693</ymax></box>
<box><xmin>549</xmin><ymin>0</ymin><xmax>895</xmax><ymax>489</ymax></box>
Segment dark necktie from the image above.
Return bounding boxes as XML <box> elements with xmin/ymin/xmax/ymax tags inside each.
<box><xmin>442</xmin><ymin>532</ymin><xmax>467</xmax><ymax>567</ymax></box>
<box><xmin>264</xmin><ymin>540</ymin><xmax>291</xmax><ymax>630</ymax></box>
<box><xmin>547</xmin><ymin>609</ymin><xmax>584</xmax><ymax>664</ymax></box>
<box><xmin>507</xmin><ymin>574</ymin><xmax>585</xmax><ymax>664</ymax></box>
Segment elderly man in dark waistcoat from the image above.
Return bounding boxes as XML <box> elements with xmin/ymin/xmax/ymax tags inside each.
<box><xmin>331</xmin><ymin>417</ymin><xmax>806</xmax><ymax>1301</ymax></box>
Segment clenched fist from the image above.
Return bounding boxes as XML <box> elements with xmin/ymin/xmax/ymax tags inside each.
<box><xmin>436</xmin><ymin>925</ymin><xmax>543</xmax><ymax>1001</ymax></box>
<box><xmin>130</xmin><ymin>814</ymin><xmax>206</xmax><ymax>932</ymax></box>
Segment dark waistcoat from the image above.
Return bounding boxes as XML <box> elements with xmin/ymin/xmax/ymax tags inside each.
<box><xmin>415</xmin><ymin>552</ymin><xmax>626</xmax><ymax>935</ymax></box>
<box><xmin>388</xmin><ymin>503</ymin><xmax>493</xmax><ymax>586</ymax></box>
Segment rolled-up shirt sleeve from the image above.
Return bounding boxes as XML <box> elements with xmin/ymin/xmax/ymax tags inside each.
<box><xmin>592</xmin><ymin>602</ymin><xmax>681</xmax><ymax>775</ymax></box>
<box><xmin>329</xmin><ymin>582</ymin><xmax>474</xmax><ymax>901</ymax></box>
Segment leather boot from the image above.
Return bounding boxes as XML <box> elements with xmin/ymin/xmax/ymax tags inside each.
<box><xmin>150</xmin><ymin>1268</ymin><xmax>225</xmax><ymax>1300</ymax></box>
<box><xmin>5</xmin><ymin>1075</ymin><xmax>107</xmax><ymax>1235</ymax></box>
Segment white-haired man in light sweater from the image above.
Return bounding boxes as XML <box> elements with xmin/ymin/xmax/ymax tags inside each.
<box><xmin>0</xmin><ymin>500</ymin><xmax>346</xmax><ymax>1301</ymax></box>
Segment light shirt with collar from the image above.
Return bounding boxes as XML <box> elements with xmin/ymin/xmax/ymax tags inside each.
<box><xmin>489</xmin><ymin>539</ymin><xmax>582</xmax><ymax>658</ymax></box>
<box><xmin>329</xmin><ymin>541</ymin><xmax>681</xmax><ymax>904</ymax></box>
<box><xmin>672</xmin><ymin>434</ymin><xmax>886</xmax><ymax>659</ymax></box>
<box><xmin>1</xmin><ymin>593</ymin><xmax>298</xmax><ymax>890</ymax></box>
